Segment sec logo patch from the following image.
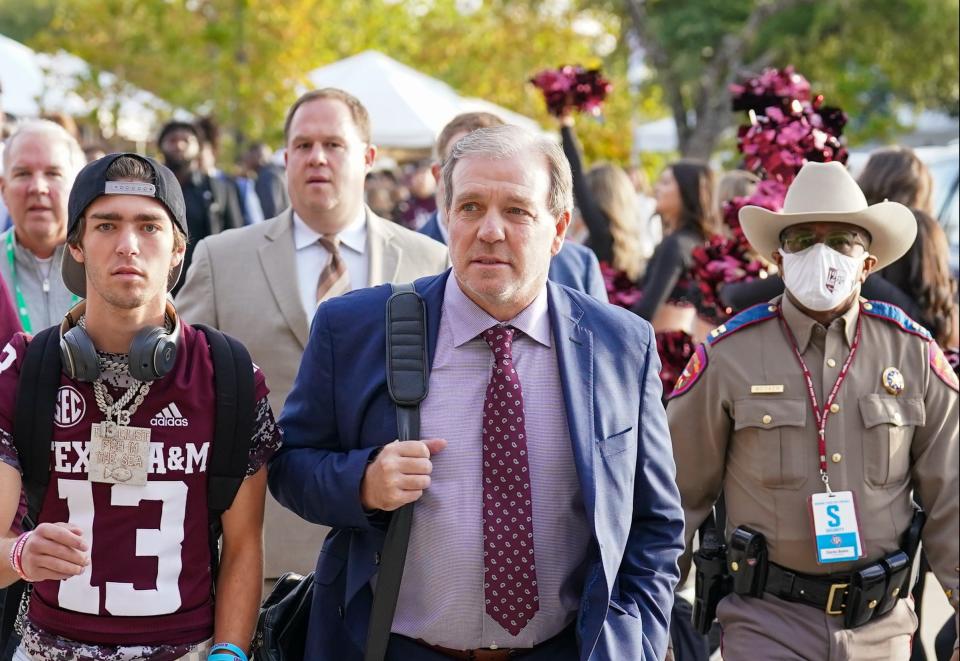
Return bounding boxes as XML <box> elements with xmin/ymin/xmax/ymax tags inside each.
<box><xmin>55</xmin><ymin>386</ymin><xmax>86</xmax><ymax>428</ymax></box>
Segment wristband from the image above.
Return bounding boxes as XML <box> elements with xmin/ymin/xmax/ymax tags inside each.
<box><xmin>209</xmin><ymin>642</ymin><xmax>248</xmax><ymax>661</ymax></box>
<box><xmin>9</xmin><ymin>531</ymin><xmax>33</xmax><ymax>582</ymax></box>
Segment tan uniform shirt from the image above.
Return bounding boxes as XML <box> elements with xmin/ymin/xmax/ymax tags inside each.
<box><xmin>667</xmin><ymin>294</ymin><xmax>959</xmax><ymax>611</ymax></box>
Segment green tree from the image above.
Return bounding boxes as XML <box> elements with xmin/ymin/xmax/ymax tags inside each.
<box><xmin>31</xmin><ymin>0</ymin><xmax>646</xmax><ymax>163</ymax></box>
<box><xmin>604</xmin><ymin>0</ymin><xmax>959</xmax><ymax>157</ymax></box>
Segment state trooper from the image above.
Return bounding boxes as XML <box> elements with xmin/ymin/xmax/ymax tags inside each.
<box><xmin>667</xmin><ymin>161</ymin><xmax>958</xmax><ymax>660</ymax></box>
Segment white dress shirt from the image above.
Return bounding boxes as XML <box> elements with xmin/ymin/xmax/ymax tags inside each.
<box><xmin>292</xmin><ymin>210</ymin><xmax>368</xmax><ymax>318</ymax></box>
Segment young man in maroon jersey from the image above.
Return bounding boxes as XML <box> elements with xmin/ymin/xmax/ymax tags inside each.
<box><xmin>0</xmin><ymin>153</ymin><xmax>280</xmax><ymax>660</ymax></box>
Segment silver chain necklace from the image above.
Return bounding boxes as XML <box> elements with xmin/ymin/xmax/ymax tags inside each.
<box><xmin>77</xmin><ymin>315</ymin><xmax>153</xmax><ymax>427</ymax></box>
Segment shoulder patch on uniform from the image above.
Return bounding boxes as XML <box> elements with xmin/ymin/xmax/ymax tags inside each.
<box><xmin>668</xmin><ymin>344</ymin><xmax>708</xmax><ymax>399</ymax></box>
<box><xmin>705</xmin><ymin>303</ymin><xmax>779</xmax><ymax>346</ymax></box>
<box><xmin>929</xmin><ymin>342</ymin><xmax>959</xmax><ymax>392</ymax></box>
<box><xmin>861</xmin><ymin>300</ymin><xmax>932</xmax><ymax>341</ymax></box>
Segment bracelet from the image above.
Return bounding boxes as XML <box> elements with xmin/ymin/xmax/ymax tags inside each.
<box><xmin>9</xmin><ymin>531</ymin><xmax>34</xmax><ymax>582</ymax></box>
<box><xmin>209</xmin><ymin>642</ymin><xmax>248</xmax><ymax>661</ymax></box>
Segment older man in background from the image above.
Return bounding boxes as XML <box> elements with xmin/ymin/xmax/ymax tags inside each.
<box><xmin>0</xmin><ymin>120</ymin><xmax>85</xmax><ymax>333</ymax></box>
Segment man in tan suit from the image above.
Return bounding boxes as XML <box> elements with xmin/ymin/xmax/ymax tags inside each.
<box><xmin>667</xmin><ymin>162</ymin><xmax>958</xmax><ymax>660</ymax></box>
<box><xmin>177</xmin><ymin>88</ymin><xmax>449</xmax><ymax>578</ymax></box>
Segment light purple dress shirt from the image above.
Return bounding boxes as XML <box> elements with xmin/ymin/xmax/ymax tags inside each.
<box><xmin>391</xmin><ymin>275</ymin><xmax>590</xmax><ymax>649</ymax></box>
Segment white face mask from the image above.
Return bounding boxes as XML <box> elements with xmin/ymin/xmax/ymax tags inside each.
<box><xmin>779</xmin><ymin>243</ymin><xmax>867</xmax><ymax>311</ymax></box>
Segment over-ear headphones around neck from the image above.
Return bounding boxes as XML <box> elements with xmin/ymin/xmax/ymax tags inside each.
<box><xmin>59</xmin><ymin>301</ymin><xmax>182</xmax><ymax>382</ymax></box>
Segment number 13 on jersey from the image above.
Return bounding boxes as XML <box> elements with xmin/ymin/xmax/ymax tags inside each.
<box><xmin>57</xmin><ymin>478</ymin><xmax>188</xmax><ymax>616</ymax></box>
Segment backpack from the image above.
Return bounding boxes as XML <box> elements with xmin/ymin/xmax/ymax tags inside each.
<box><xmin>0</xmin><ymin>323</ymin><xmax>256</xmax><ymax>652</ymax></box>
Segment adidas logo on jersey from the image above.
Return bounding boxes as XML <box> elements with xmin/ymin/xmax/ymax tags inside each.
<box><xmin>151</xmin><ymin>403</ymin><xmax>189</xmax><ymax>427</ymax></box>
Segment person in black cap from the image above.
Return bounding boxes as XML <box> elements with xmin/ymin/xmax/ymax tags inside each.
<box><xmin>157</xmin><ymin>120</ymin><xmax>243</xmax><ymax>294</ymax></box>
<box><xmin>0</xmin><ymin>153</ymin><xmax>279</xmax><ymax>660</ymax></box>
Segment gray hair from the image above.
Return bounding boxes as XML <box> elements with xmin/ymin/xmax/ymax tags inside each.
<box><xmin>441</xmin><ymin>125</ymin><xmax>573</xmax><ymax>219</ymax></box>
<box><xmin>2</xmin><ymin>119</ymin><xmax>86</xmax><ymax>175</ymax></box>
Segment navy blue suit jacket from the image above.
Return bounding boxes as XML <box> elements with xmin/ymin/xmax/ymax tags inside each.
<box><xmin>418</xmin><ymin>212</ymin><xmax>608</xmax><ymax>302</ymax></box>
<box><xmin>269</xmin><ymin>270</ymin><xmax>683</xmax><ymax>660</ymax></box>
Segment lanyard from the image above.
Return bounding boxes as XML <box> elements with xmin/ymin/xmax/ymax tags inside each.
<box><xmin>778</xmin><ymin>304</ymin><xmax>863</xmax><ymax>492</ymax></box>
<box><xmin>5</xmin><ymin>232</ymin><xmax>78</xmax><ymax>333</ymax></box>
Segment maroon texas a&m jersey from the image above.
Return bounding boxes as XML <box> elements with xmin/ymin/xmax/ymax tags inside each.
<box><xmin>0</xmin><ymin>323</ymin><xmax>270</xmax><ymax>647</ymax></box>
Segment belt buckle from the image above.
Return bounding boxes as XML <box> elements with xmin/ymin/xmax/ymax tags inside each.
<box><xmin>825</xmin><ymin>582</ymin><xmax>849</xmax><ymax>615</ymax></box>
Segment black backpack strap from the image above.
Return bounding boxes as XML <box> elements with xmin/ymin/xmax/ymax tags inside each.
<box><xmin>4</xmin><ymin>327</ymin><xmax>60</xmax><ymax>650</ymax></box>
<box><xmin>13</xmin><ymin>326</ymin><xmax>61</xmax><ymax>526</ymax></box>
<box><xmin>194</xmin><ymin>324</ymin><xmax>256</xmax><ymax>516</ymax></box>
<box><xmin>364</xmin><ymin>282</ymin><xmax>429</xmax><ymax>661</ymax></box>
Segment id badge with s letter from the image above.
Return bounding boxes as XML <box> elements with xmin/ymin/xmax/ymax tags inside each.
<box><xmin>809</xmin><ymin>491</ymin><xmax>865</xmax><ymax>564</ymax></box>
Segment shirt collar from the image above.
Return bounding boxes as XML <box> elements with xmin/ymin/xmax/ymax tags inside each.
<box><xmin>779</xmin><ymin>293</ymin><xmax>861</xmax><ymax>353</ymax></box>
<box><xmin>444</xmin><ymin>275</ymin><xmax>552</xmax><ymax>349</ymax></box>
<box><xmin>8</xmin><ymin>228</ymin><xmax>65</xmax><ymax>261</ymax></box>
<box><xmin>292</xmin><ymin>209</ymin><xmax>367</xmax><ymax>253</ymax></box>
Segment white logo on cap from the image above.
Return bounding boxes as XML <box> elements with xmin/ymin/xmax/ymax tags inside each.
<box><xmin>104</xmin><ymin>181</ymin><xmax>156</xmax><ymax>196</ymax></box>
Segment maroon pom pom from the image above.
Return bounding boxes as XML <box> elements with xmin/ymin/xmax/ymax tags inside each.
<box><xmin>531</xmin><ymin>65</ymin><xmax>612</xmax><ymax>117</ymax></box>
<box><xmin>601</xmin><ymin>262</ymin><xmax>643</xmax><ymax>309</ymax></box>
<box><xmin>656</xmin><ymin>330</ymin><xmax>696</xmax><ymax>398</ymax></box>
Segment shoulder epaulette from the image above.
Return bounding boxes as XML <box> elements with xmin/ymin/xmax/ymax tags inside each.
<box><xmin>706</xmin><ymin>303</ymin><xmax>779</xmax><ymax>346</ymax></box>
<box><xmin>861</xmin><ymin>300</ymin><xmax>932</xmax><ymax>341</ymax></box>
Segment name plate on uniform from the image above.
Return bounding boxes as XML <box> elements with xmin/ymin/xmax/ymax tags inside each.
<box><xmin>88</xmin><ymin>423</ymin><xmax>151</xmax><ymax>486</ymax></box>
<box><xmin>809</xmin><ymin>491</ymin><xmax>864</xmax><ymax>564</ymax></box>
<box><xmin>751</xmin><ymin>384</ymin><xmax>785</xmax><ymax>394</ymax></box>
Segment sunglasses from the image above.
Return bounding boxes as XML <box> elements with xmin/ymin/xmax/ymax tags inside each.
<box><xmin>779</xmin><ymin>228</ymin><xmax>870</xmax><ymax>256</ymax></box>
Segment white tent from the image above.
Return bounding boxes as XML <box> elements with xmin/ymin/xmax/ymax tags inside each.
<box><xmin>632</xmin><ymin>116</ymin><xmax>677</xmax><ymax>153</ymax></box>
<box><xmin>0</xmin><ymin>33</ymin><xmax>178</xmax><ymax>143</ymax></box>
<box><xmin>305</xmin><ymin>50</ymin><xmax>541</xmax><ymax>149</ymax></box>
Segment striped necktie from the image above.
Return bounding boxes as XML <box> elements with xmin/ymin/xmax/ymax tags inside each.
<box><xmin>316</xmin><ymin>236</ymin><xmax>351</xmax><ymax>303</ymax></box>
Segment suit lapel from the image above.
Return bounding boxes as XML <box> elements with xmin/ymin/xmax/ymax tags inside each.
<box><xmin>258</xmin><ymin>211</ymin><xmax>309</xmax><ymax>348</ymax></box>
<box><xmin>366</xmin><ymin>210</ymin><xmax>401</xmax><ymax>285</ymax></box>
<box><xmin>547</xmin><ymin>282</ymin><xmax>597</xmax><ymax>530</ymax></box>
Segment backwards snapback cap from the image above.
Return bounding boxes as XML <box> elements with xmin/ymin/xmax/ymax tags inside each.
<box><xmin>62</xmin><ymin>152</ymin><xmax>188</xmax><ymax>298</ymax></box>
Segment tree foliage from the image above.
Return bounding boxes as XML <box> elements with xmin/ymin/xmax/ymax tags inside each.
<box><xmin>591</xmin><ymin>0</ymin><xmax>959</xmax><ymax>157</ymax></box>
<box><xmin>11</xmin><ymin>0</ymin><xmax>958</xmax><ymax>164</ymax></box>
<box><xmin>28</xmin><ymin>0</ymin><xmax>642</xmax><ymax>163</ymax></box>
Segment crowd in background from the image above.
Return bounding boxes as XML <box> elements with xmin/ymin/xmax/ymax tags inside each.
<box><xmin>1</xmin><ymin>100</ymin><xmax>957</xmax><ymax>381</ymax></box>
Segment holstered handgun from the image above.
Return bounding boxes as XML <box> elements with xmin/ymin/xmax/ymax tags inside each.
<box><xmin>692</xmin><ymin>510</ymin><xmax>731</xmax><ymax>635</ymax></box>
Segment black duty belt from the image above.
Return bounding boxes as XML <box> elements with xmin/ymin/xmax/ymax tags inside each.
<box><xmin>765</xmin><ymin>563</ymin><xmax>855</xmax><ymax>615</ymax></box>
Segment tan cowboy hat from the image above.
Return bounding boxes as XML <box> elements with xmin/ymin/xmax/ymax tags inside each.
<box><xmin>739</xmin><ymin>161</ymin><xmax>916</xmax><ymax>270</ymax></box>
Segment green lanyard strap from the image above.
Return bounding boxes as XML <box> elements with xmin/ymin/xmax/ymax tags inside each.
<box><xmin>5</xmin><ymin>232</ymin><xmax>79</xmax><ymax>334</ymax></box>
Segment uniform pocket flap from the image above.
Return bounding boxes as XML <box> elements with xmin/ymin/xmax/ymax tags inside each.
<box><xmin>858</xmin><ymin>395</ymin><xmax>924</xmax><ymax>429</ymax></box>
<box><xmin>733</xmin><ymin>398</ymin><xmax>806</xmax><ymax>431</ymax></box>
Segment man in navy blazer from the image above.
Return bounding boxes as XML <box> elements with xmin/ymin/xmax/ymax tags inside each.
<box><xmin>270</xmin><ymin>125</ymin><xmax>682</xmax><ymax>660</ymax></box>
<box><xmin>421</xmin><ymin>112</ymin><xmax>608</xmax><ymax>303</ymax></box>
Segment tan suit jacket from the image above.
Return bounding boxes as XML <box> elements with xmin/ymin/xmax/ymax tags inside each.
<box><xmin>176</xmin><ymin>207</ymin><xmax>450</xmax><ymax>576</ymax></box>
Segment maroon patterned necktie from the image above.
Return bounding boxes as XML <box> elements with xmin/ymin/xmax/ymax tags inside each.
<box><xmin>481</xmin><ymin>325</ymin><xmax>539</xmax><ymax>636</ymax></box>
